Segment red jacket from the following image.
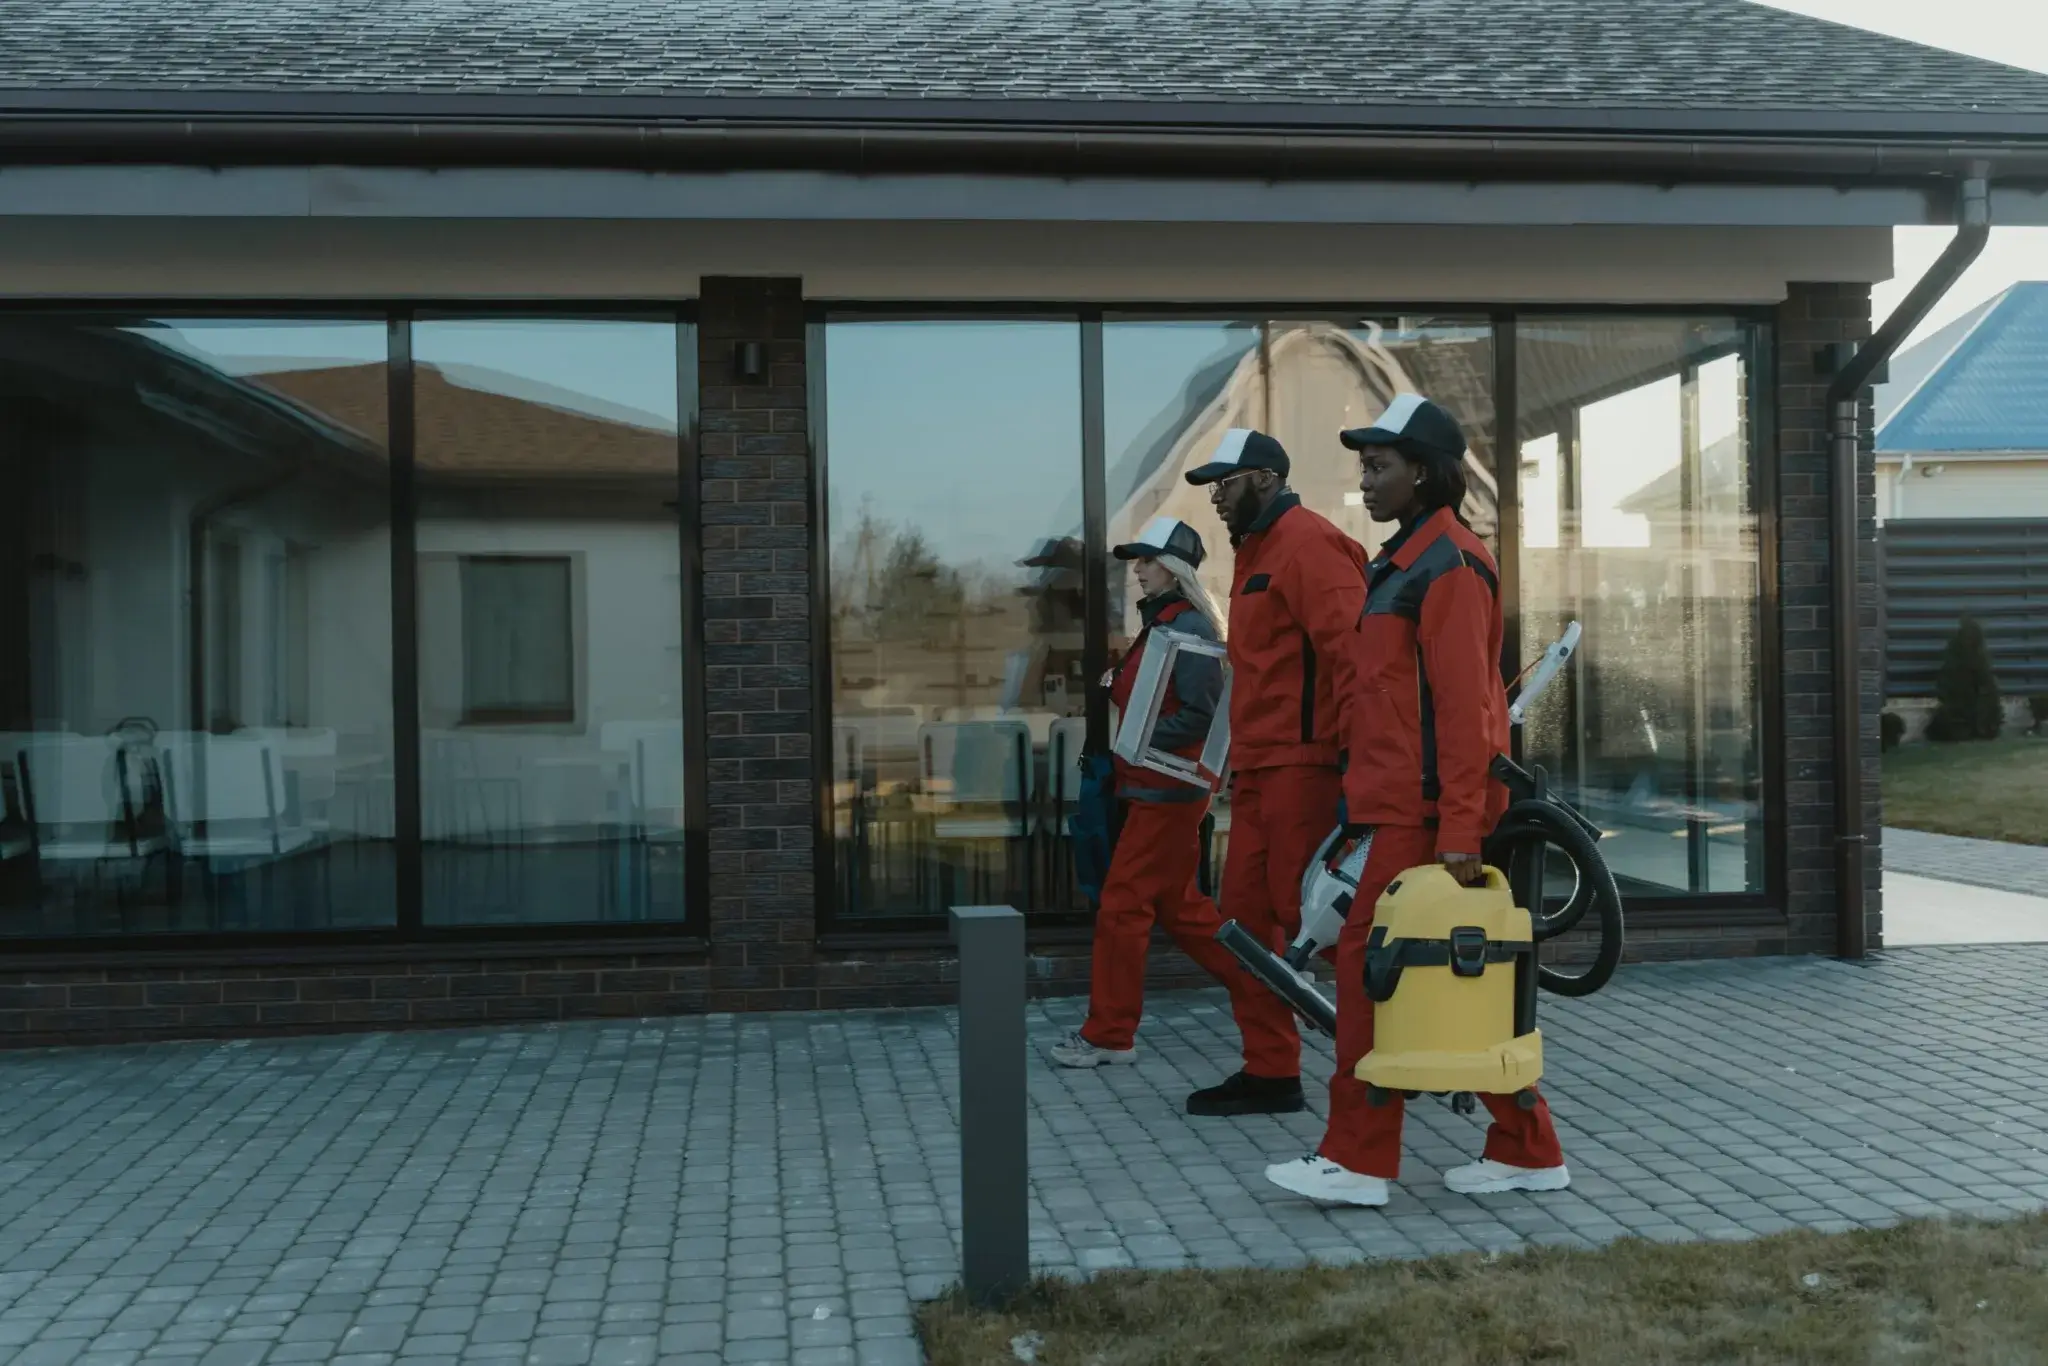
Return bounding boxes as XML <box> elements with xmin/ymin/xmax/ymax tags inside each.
<box><xmin>1225</xmin><ymin>493</ymin><xmax>1370</xmax><ymax>773</ymax></box>
<box><xmin>1108</xmin><ymin>593</ymin><xmax>1221</xmax><ymax>803</ymax></box>
<box><xmin>1340</xmin><ymin>507</ymin><xmax>1510</xmax><ymax>857</ymax></box>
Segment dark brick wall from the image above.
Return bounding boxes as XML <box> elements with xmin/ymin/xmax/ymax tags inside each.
<box><xmin>698</xmin><ymin>277</ymin><xmax>820</xmax><ymax>1012</ymax></box>
<box><xmin>1776</xmin><ymin>281</ymin><xmax>1883</xmax><ymax>956</ymax></box>
<box><xmin>0</xmin><ymin>951</ymin><xmax>713</xmax><ymax>1047</ymax></box>
<box><xmin>0</xmin><ymin>279</ymin><xmax>1877</xmax><ymax>1049</ymax></box>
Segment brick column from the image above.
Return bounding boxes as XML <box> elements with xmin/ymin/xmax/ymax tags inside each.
<box><xmin>699</xmin><ymin>278</ymin><xmax>819</xmax><ymax>1009</ymax></box>
<box><xmin>1776</xmin><ymin>282</ymin><xmax>1883</xmax><ymax>955</ymax></box>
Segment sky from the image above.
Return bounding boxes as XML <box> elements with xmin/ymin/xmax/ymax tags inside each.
<box><xmin>1758</xmin><ymin>0</ymin><xmax>2048</xmax><ymax>346</ymax></box>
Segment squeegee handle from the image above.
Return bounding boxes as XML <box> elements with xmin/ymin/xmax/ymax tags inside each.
<box><xmin>1509</xmin><ymin>620</ymin><xmax>1581</xmax><ymax>726</ymax></box>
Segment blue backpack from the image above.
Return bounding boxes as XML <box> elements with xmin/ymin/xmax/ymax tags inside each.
<box><xmin>1068</xmin><ymin>751</ymin><xmax>1120</xmax><ymax>908</ymax></box>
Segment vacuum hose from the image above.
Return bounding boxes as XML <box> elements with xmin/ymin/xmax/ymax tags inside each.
<box><xmin>1483</xmin><ymin>756</ymin><xmax>1626</xmax><ymax>998</ymax></box>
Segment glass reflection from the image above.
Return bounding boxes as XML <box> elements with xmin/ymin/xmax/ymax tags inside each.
<box><xmin>414</xmin><ymin>319</ymin><xmax>686</xmax><ymax>925</ymax></box>
<box><xmin>824</xmin><ymin>321</ymin><xmax>1085</xmax><ymax>919</ymax></box>
<box><xmin>1516</xmin><ymin>318</ymin><xmax>1765</xmax><ymax>896</ymax></box>
<box><xmin>0</xmin><ymin>318</ymin><xmax>396</xmax><ymax>935</ymax></box>
<box><xmin>1103</xmin><ymin>318</ymin><xmax>1495</xmax><ymax>888</ymax></box>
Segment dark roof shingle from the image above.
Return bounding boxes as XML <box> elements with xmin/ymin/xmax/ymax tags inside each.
<box><xmin>3</xmin><ymin>0</ymin><xmax>2047</xmax><ymax>120</ymax></box>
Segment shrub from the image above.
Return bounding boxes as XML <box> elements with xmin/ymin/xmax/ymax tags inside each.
<box><xmin>1927</xmin><ymin>616</ymin><xmax>2004</xmax><ymax>742</ymax></box>
<box><xmin>1881</xmin><ymin>710</ymin><xmax>1906</xmax><ymax>752</ymax></box>
<box><xmin>2031</xmin><ymin>694</ymin><xmax>2048</xmax><ymax>735</ymax></box>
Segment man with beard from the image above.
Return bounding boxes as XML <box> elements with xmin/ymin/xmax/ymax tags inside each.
<box><xmin>1177</xmin><ymin>428</ymin><xmax>1369</xmax><ymax>1116</ymax></box>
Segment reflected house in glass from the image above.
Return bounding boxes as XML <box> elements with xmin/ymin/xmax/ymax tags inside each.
<box><xmin>2</xmin><ymin>0</ymin><xmax>2046</xmax><ymax>1040</ymax></box>
<box><xmin>1107</xmin><ymin>322</ymin><xmax>1500</xmax><ymax>632</ymax></box>
<box><xmin>0</xmin><ymin>319</ymin><xmax>396</xmax><ymax>937</ymax></box>
<box><xmin>0</xmin><ymin>319</ymin><xmax>690</xmax><ymax>940</ymax></box>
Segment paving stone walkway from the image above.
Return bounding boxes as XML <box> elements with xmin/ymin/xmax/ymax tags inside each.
<box><xmin>1886</xmin><ymin>826</ymin><xmax>2048</xmax><ymax>894</ymax></box>
<box><xmin>3</xmin><ymin>945</ymin><xmax>2048</xmax><ymax>1366</ymax></box>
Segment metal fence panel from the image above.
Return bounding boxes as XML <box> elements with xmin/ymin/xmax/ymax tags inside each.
<box><xmin>1882</xmin><ymin>518</ymin><xmax>2048</xmax><ymax>699</ymax></box>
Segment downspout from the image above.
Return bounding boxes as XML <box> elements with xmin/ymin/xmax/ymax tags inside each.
<box><xmin>1823</xmin><ymin>170</ymin><xmax>1990</xmax><ymax>959</ymax></box>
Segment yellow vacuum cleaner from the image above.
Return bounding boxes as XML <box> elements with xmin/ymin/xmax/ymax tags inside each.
<box><xmin>1356</xmin><ymin>863</ymin><xmax>1544</xmax><ymax>1113</ymax></box>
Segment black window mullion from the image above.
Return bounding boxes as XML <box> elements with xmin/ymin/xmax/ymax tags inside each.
<box><xmin>387</xmin><ymin>313</ymin><xmax>424</xmax><ymax>935</ymax></box>
<box><xmin>1493</xmin><ymin>312</ymin><xmax>1523</xmax><ymax>768</ymax></box>
<box><xmin>1080</xmin><ymin>316</ymin><xmax>1108</xmax><ymax>755</ymax></box>
<box><xmin>677</xmin><ymin>313</ymin><xmax>710</xmax><ymax>935</ymax></box>
<box><xmin>807</xmin><ymin>315</ymin><xmax>838</xmax><ymax>932</ymax></box>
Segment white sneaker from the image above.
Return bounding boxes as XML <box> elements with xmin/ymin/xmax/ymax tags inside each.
<box><xmin>1264</xmin><ymin>1155</ymin><xmax>1390</xmax><ymax>1207</ymax></box>
<box><xmin>1048</xmin><ymin>1032</ymin><xmax>1137</xmax><ymax>1069</ymax></box>
<box><xmin>1444</xmin><ymin>1159</ymin><xmax>1572</xmax><ymax>1194</ymax></box>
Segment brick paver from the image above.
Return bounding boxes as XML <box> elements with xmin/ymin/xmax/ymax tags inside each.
<box><xmin>1886</xmin><ymin>827</ymin><xmax>2048</xmax><ymax>894</ymax></box>
<box><xmin>3</xmin><ymin>946</ymin><xmax>2046</xmax><ymax>1366</ymax></box>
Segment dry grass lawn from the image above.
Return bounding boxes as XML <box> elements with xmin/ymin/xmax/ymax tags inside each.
<box><xmin>918</xmin><ymin>1213</ymin><xmax>2048</xmax><ymax>1365</ymax></box>
<box><xmin>1883</xmin><ymin>735</ymin><xmax>2048</xmax><ymax>847</ymax></box>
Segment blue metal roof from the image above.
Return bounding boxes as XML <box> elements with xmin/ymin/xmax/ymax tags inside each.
<box><xmin>1877</xmin><ymin>282</ymin><xmax>2048</xmax><ymax>454</ymax></box>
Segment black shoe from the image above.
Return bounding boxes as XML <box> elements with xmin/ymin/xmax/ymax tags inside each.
<box><xmin>1186</xmin><ymin>1070</ymin><xmax>1306</xmax><ymax>1117</ymax></box>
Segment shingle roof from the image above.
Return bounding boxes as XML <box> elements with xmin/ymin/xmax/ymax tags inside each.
<box><xmin>1877</xmin><ymin>283</ymin><xmax>2048</xmax><ymax>454</ymax></box>
<box><xmin>3</xmin><ymin>0</ymin><xmax>2047</xmax><ymax>122</ymax></box>
<box><xmin>259</xmin><ymin>364</ymin><xmax>678</xmax><ymax>479</ymax></box>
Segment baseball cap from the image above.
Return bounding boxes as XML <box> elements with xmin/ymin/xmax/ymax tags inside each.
<box><xmin>1112</xmin><ymin>515</ymin><xmax>1207</xmax><ymax>569</ymax></box>
<box><xmin>1339</xmin><ymin>394</ymin><xmax>1467</xmax><ymax>464</ymax></box>
<box><xmin>1184</xmin><ymin>427</ymin><xmax>1291</xmax><ymax>485</ymax></box>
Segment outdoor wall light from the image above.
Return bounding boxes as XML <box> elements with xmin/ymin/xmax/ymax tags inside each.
<box><xmin>734</xmin><ymin>340</ymin><xmax>766</xmax><ymax>384</ymax></box>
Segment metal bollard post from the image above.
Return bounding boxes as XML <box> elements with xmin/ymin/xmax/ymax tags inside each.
<box><xmin>948</xmin><ymin>905</ymin><xmax>1029</xmax><ymax>1308</ymax></box>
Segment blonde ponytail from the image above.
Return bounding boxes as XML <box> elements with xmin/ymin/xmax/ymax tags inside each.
<box><xmin>1156</xmin><ymin>552</ymin><xmax>1227</xmax><ymax>640</ymax></box>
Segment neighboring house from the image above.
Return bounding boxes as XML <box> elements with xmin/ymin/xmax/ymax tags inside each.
<box><xmin>1874</xmin><ymin>284</ymin><xmax>2048</xmax><ymax>703</ymax></box>
<box><xmin>1876</xmin><ymin>282</ymin><xmax>2048</xmax><ymax>523</ymax></box>
<box><xmin>4</xmin><ymin>0</ymin><xmax>2048</xmax><ymax>1044</ymax></box>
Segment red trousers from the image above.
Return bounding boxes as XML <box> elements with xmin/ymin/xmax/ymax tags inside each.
<box><xmin>1211</xmin><ymin>765</ymin><xmax>1346</xmax><ymax>1079</ymax></box>
<box><xmin>1319</xmin><ymin>823</ymin><xmax>1566</xmax><ymax>1179</ymax></box>
<box><xmin>1080</xmin><ymin>798</ymin><xmax>1275</xmax><ymax>1053</ymax></box>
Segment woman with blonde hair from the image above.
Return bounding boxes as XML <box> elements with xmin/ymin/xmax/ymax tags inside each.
<box><xmin>1051</xmin><ymin>516</ymin><xmax>1269</xmax><ymax>1068</ymax></box>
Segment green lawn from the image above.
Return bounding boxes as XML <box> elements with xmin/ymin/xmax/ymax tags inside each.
<box><xmin>918</xmin><ymin>1214</ymin><xmax>2048</xmax><ymax>1366</ymax></box>
<box><xmin>1882</xmin><ymin>734</ymin><xmax>2048</xmax><ymax>846</ymax></box>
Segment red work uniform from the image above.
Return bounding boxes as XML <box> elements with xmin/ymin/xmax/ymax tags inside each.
<box><xmin>1078</xmin><ymin>592</ymin><xmax>1267</xmax><ymax>1050</ymax></box>
<box><xmin>1219</xmin><ymin>491</ymin><xmax>1372</xmax><ymax>1081</ymax></box>
<box><xmin>1320</xmin><ymin>506</ymin><xmax>1564</xmax><ymax>1178</ymax></box>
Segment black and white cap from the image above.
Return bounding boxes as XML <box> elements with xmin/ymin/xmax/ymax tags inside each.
<box><xmin>1183</xmin><ymin>427</ymin><xmax>1291</xmax><ymax>485</ymax></box>
<box><xmin>1339</xmin><ymin>394</ymin><xmax>1467</xmax><ymax>464</ymax></box>
<box><xmin>1112</xmin><ymin>515</ymin><xmax>1206</xmax><ymax>569</ymax></box>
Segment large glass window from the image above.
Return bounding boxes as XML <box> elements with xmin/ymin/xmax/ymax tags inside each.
<box><xmin>1515</xmin><ymin>318</ymin><xmax>1765</xmax><ymax>896</ymax></box>
<box><xmin>1103</xmin><ymin>318</ymin><xmax>1495</xmax><ymax>890</ymax></box>
<box><xmin>414</xmin><ymin>319</ymin><xmax>687</xmax><ymax>925</ymax></box>
<box><xmin>1106</xmin><ymin>318</ymin><xmax>1496</xmax><ymax>617</ymax></box>
<box><xmin>0</xmin><ymin>317</ymin><xmax>395</xmax><ymax>935</ymax></box>
<box><xmin>823</xmin><ymin>321</ymin><xmax>1084</xmax><ymax>921</ymax></box>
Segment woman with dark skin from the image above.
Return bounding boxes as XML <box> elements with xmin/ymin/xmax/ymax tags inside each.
<box><xmin>1264</xmin><ymin>394</ymin><xmax>1571</xmax><ymax>1208</ymax></box>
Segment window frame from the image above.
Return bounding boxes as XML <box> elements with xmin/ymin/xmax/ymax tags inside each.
<box><xmin>809</xmin><ymin>302</ymin><xmax>1785</xmax><ymax>943</ymax></box>
<box><xmin>0</xmin><ymin>300</ymin><xmax>710</xmax><ymax>952</ymax></box>
<box><xmin>454</xmin><ymin>552</ymin><xmax>580</xmax><ymax>729</ymax></box>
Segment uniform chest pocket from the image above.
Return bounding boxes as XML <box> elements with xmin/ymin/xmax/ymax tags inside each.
<box><xmin>1239</xmin><ymin>574</ymin><xmax>1271</xmax><ymax>594</ymax></box>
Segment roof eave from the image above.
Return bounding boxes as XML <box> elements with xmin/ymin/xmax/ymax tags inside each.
<box><xmin>8</xmin><ymin>90</ymin><xmax>2048</xmax><ymax>183</ymax></box>
<box><xmin>7</xmin><ymin>89</ymin><xmax>2048</xmax><ymax>139</ymax></box>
